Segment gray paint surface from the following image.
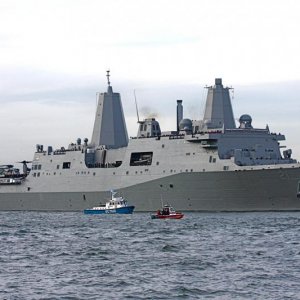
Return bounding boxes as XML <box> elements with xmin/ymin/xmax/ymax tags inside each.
<box><xmin>91</xmin><ymin>85</ymin><xmax>128</xmax><ymax>148</ymax></box>
<box><xmin>203</xmin><ymin>78</ymin><xmax>236</xmax><ymax>129</ymax></box>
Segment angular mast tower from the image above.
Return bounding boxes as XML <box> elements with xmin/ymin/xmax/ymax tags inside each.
<box><xmin>91</xmin><ymin>71</ymin><xmax>128</xmax><ymax>148</ymax></box>
<box><xmin>203</xmin><ymin>78</ymin><xmax>236</xmax><ymax>129</ymax></box>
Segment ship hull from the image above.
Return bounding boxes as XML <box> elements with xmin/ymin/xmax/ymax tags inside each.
<box><xmin>83</xmin><ymin>206</ymin><xmax>135</xmax><ymax>214</ymax></box>
<box><xmin>0</xmin><ymin>167</ymin><xmax>300</xmax><ymax>211</ymax></box>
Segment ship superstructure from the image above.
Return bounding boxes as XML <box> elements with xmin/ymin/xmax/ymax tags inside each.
<box><xmin>0</xmin><ymin>74</ymin><xmax>300</xmax><ymax>211</ymax></box>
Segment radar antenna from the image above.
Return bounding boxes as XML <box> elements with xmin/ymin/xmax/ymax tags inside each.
<box><xmin>134</xmin><ymin>89</ymin><xmax>142</xmax><ymax>123</ymax></box>
<box><xmin>106</xmin><ymin>70</ymin><xmax>111</xmax><ymax>86</ymax></box>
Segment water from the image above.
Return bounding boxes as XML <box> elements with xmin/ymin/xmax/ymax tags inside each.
<box><xmin>1</xmin><ymin>212</ymin><xmax>300</xmax><ymax>299</ymax></box>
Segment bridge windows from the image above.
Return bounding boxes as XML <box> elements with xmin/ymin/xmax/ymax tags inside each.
<box><xmin>32</xmin><ymin>164</ymin><xmax>42</xmax><ymax>170</ymax></box>
<box><xmin>209</xmin><ymin>156</ymin><xmax>216</xmax><ymax>163</ymax></box>
<box><xmin>63</xmin><ymin>162</ymin><xmax>71</xmax><ymax>169</ymax></box>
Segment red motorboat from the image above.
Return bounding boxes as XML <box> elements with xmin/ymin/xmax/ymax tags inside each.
<box><xmin>151</xmin><ymin>205</ymin><xmax>184</xmax><ymax>219</ymax></box>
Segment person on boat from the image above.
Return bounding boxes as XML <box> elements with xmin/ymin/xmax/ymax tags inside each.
<box><xmin>162</xmin><ymin>207</ymin><xmax>169</xmax><ymax>215</ymax></box>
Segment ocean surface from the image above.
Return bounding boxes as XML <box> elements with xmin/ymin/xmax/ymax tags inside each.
<box><xmin>1</xmin><ymin>212</ymin><xmax>300</xmax><ymax>300</ymax></box>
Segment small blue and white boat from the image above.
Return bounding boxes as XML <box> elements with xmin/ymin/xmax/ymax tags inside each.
<box><xmin>84</xmin><ymin>191</ymin><xmax>135</xmax><ymax>214</ymax></box>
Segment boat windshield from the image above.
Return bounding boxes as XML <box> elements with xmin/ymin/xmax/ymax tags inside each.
<box><xmin>162</xmin><ymin>207</ymin><xmax>170</xmax><ymax>215</ymax></box>
<box><xmin>169</xmin><ymin>207</ymin><xmax>175</xmax><ymax>213</ymax></box>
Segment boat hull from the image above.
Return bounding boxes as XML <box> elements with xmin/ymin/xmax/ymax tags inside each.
<box><xmin>84</xmin><ymin>206</ymin><xmax>135</xmax><ymax>214</ymax></box>
<box><xmin>151</xmin><ymin>213</ymin><xmax>184</xmax><ymax>219</ymax></box>
<box><xmin>0</xmin><ymin>168</ymin><xmax>300</xmax><ymax>211</ymax></box>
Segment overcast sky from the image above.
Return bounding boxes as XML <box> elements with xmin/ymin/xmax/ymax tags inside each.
<box><xmin>0</xmin><ymin>0</ymin><xmax>299</xmax><ymax>163</ymax></box>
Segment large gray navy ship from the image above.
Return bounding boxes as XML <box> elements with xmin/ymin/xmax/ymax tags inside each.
<box><xmin>1</xmin><ymin>73</ymin><xmax>300</xmax><ymax>211</ymax></box>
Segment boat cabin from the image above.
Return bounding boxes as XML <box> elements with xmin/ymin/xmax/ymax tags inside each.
<box><xmin>159</xmin><ymin>205</ymin><xmax>176</xmax><ymax>215</ymax></box>
<box><xmin>107</xmin><ymin>198</ymin><xmax>127</xmax><ymax>208</ymax></box>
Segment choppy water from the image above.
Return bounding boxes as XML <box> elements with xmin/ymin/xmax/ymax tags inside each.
<box><xmin>1</xmin><ymin>212</ymin><xmax>300</xmax><ymax>299</ymax></box>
